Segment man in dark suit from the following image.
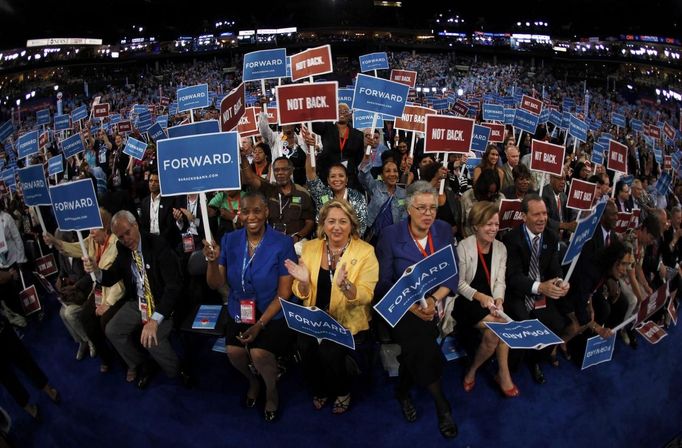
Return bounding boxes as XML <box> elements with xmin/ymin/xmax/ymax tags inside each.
<box><xmin>83</xmin><ymin>210</ymin><xmax>189</xmax><ymax>389</ymax></box>
<box><xmin>503</xmin><ymin>194</ymin><xmax>570</xmax><ymax>384</ymax></box>
<box><xmin>542</xmin><ymin>175</ymin><xmax>576</xmax><ymax>240</ymax></box>
<box><xmin>312</xmin><ymin>103</ymin><xmax>368</xmax><ymax>192</ymax></box>
<box><xmin>139</xmin><ymin>172</ymin><xmax>187</xmax><ymax>250</ymax></box>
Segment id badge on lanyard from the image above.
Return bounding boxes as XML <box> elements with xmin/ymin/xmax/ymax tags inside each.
<box><xmin>182</xmin><ymin>232</ymin><xmax>195</xmax><ymax>253</ymax></box>
<box><xmin>240</xmin><ymin>239</ymin><xmax>259</xmax><ymax>323</ymax></box>
<box><xmin>94</xmin><ymin>285</ymin><xmax>103</xmax><ymax>306</ymax></box>
<box><xmin>240</xmin><ymin>299</ymin><xmax>256</xmax><ymax>324</ymax></box>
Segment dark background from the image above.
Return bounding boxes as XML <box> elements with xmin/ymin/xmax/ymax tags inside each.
<box><xmin>0</xmin><ymin>0</ymin><xmax>680</xmax><ymax>48</ymax></box>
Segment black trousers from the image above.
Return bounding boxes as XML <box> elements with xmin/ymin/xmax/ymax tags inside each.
<box><xmin>0</xmin><ymin>268</ymin><xmax>22</xmax><ymax>316</ymax></box>
<box><xmin>391</xmin><ymin>312</ymin><xmax>443</xmax><ymax>393</ymax></box>
<box><xmin>297</xmin><ymin>331</ymin><xmax>365</xmax><ymax>398</ymax></box>
<box><xmin>0</xmin><ymin>323</ymin><xmax>49</xmax><ymax>407</ymax></box>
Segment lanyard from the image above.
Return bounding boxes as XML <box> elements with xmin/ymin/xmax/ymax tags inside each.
<box><xmin>408</xmin><ymin>226</ymin><xmax>434</xmax><ymax>258</ymax></box>
<box><xmin>326</xmin><ymin>239</ymin><xmax>350</xmax><ymax>285</ymax></box>
<box><xmin>96</xmin><ymin>236</ymin><xmax>110</xmax><ymax>265</ymax></box>
<box><xmin>241</xmin><ymin>234</ymin><xmax>263</xmax><ymax>293</ymax></box>
<box><xmin>339</xmin><ymin>127</ymin><xmax>349</xmax><ymax>155</ymax></box>
<box><xmin>476</xmin><ymin>241</ymin><xmax>492</xmax><ymax>287</ymax></box>
<box><xmin>522</xmin><ymin>225</ymin><xmax>542</xmax><ymax>254</ymax></box>
<box><xmin>278</xmin><ymin>193</ymin><xmax>291</xmax><ymax>219</ymax></box>
<box><xmin>255</xmin><ymin>163</ymin><xmax>267</xmax><ymax>177</ymax></box>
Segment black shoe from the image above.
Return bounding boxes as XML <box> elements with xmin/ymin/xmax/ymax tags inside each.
<box><xmin>437</xmin><ymin>412</ymin><xmax>458</xmax><ymax>439</ymax></box>
<box><xmin>137</xmin><ymin>373</ymin><xmax>152</xmax><ymax>390</ymax></box>
<box><xmin>264</xmin><ymin>408</ymin><xmax>278</xmax><ymax>422</ymax></box>
<box><xmin>397</xmin><ymin>396</ymin><xmax>417</xmax><ymax>423</ymax></box>
<box><xmin>531</xmin><ymin>364</ymin><xmax>546</xmax><ymax>385</ymax></box>
<box><xmin>245</xmin><ymin>396</ymin><xmax>257</xmax><ymax>408</ymax></box>
<box><xmin>178</xmin><ymin>370</ymin><xmax>193</xmax><ymax>389</ymax></box>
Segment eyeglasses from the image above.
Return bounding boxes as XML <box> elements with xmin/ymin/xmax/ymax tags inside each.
<box><xmin>411</xmin><ymin>205</ymin><xmax>438</xmax><ymax>215</ymax></box>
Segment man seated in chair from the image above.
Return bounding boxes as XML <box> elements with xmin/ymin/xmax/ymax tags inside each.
<box><xmin>83</xmin><ymin>210</ymin><xmax>190</xmax><ymax>389</ymax></box>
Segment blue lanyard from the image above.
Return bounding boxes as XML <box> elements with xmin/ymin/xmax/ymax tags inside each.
<box><xmin>522</xmin><ymin>225</ymin><xmax>542</xmax><ymax>255</ymax></box>
<box><xmin>241</xmin><ymin>233</ymin><xmax>263</xmax><ymax>293</ymax></box>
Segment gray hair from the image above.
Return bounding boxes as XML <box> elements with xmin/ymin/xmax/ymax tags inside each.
<box><xmin>111</xmin><ymin>210</ymin><xmax>137</xmax><ymax>232</ymax></box>
<box><xmin>671</xmin><ymin>205</ymin><xmax>682</xmax><ymax>216</ymax></box>
<box><xmin>406</xmin><ymin>180</ymin><xmax>438</xmax><ymax>209</ymax></box>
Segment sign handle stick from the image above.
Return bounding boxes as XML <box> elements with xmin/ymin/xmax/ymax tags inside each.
<box><xmin>365</xmin><ymin>113</ymin><xmax>379</xmax><ymax>156</ymax></box>
<box><xmin>516</xmin><ymin>130</ymin><xmax>522</xmax><ymax>147</ymax></box>
<box><xmin>307</xmin><ymin>121</ymin><xmax>316</xmax><ymax>168</ymax></box>
<box><xmin>261</xmin><ymin>79</ymin><xmax>267</xmax><ymax>99</ymax></box>
<box><xmin>77</xmin><ymin>230</ymin><xmax>97</xmax><ymax>282</ymax></box>
<box><xmin>564</xmin><ymin>130</ymin><xmax>569</xmax><ymax>146</ymax></box>
<box><xmin>260</xmin><ymin>80</ymin><xmax>268</xmax><ymax>113</ymax></box>
<box><xmin>563</xmin><ymin>256</ymin><xmax>579</xmax><ymax>284</ymax></box>
<box><xmin>612</xmin><ymin>314</ymin><xmax>637</xmax><ymax>332</ymax></box>
<box><xmin>611</xmin><ymin>172</ymin><xmax>621</xmax><ymax>199</ymax></box>
<box><xmin>539</xmin><ymin>173</ymin><xmax>547</xmax><ymax>197</ymax></box>
<box><xmin>374</xmin><ymin>70</ymin><xmax>378</xmax><ymax>78</ymax></box>
<box><xmin>190</xmin><ymin>110</ymin><xmax>195</xmax><ymax>124</ymax></box>
<box><xmin>573</xmin><ymin>139</ymin><xmax>577</xmax><ymax>156</ymax></box>
<box><xmin>34</xmin><ymin>207</ymin><xmax>50</xmax><ymax>248</ymax></box>
<box><xmin>200</xmin><ymin>192</ymin><xmax>214</xmax><ymax>246</ymax></box>
<box><xmin>408</xmin><ymin>131</ymin><xmax>416</xmax><ymax>158</ymax></box>
<box><xmin>18</xmin><ymin>267</ymin><xmax>26</xmax><ymax>290</ymax></box>
<box><xmin>439</xmin><ymin>154</ymin><xmax>447</xmax><ymax>195</ymax></box>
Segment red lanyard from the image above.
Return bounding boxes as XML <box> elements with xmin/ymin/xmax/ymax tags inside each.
<box><xmin>339</xmin><ymin>127</ymin><xmax>349</xmax><ymax>155</ymax></box>
<box><xmin>476</xmin><ymin>242</ymin><xmax>491</xmax><ymax>286</ymax></box>
<box><xmin>408</xmin><ymin>226</ymin><xmax>434</xmax><ymax>258</ymax></box>
<box><xmin>96</xmin><ymin>236</ymin><xmax>110</xmax><ymax>265</ymax></box>
<box><xmin>255</xmin><ymin>163</ymin><xmax>266</xmax><ymax>177</ymax></box>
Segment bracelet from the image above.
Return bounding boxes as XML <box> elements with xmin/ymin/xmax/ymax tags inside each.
<box><xmin>257</xmin><ymin>320</ymin><xmax>266</xmax><ymax>329</ymax></box>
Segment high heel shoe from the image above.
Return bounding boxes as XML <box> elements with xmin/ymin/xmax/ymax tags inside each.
<box><xmin>264</xmin><ymin>408</ymin><xmax>278</xmax><ymax>422</ymax></box>
<box><xmin>437</xmin><ymin>411</ymin><xmax>458</xmax><ymax>439</ymax></box>
<box><xmin>494</xmin><ymin>375</ymin><xmax>520</xmax><ymax>398</ymax></box>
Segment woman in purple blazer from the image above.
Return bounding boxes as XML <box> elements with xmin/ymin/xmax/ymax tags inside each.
<box><xmin>375</xmin><ymin>181</ymin><xmax>459</xmax><ymax>439</ymax></box>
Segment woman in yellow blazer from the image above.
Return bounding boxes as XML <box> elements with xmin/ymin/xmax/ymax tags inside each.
<box><xmin>285</xmin><ymin>200</ymin><xmax>378</xmax><ymax>415</ymax></box>
<box><xmin>44</xmin><ymin>207</ymin><xmax>125</xmax><ymax>374</ymax></box>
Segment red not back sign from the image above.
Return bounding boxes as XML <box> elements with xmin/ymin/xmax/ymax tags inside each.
<box><xmin>290</xmin><ymin>45</ymin><xmax>333</xmax><ymax>82</ymax></box>
<box><xmin>520</xmin><ymin>95</ymin><xmax>542</xmax><ymax>115</ymax></box>
<box><xmin>498</xmin><ymin>199</ymin><xmax>524</xmax><ymax>231</ymax></box>
<box><xmin>275</xmin><ymin>82</ymin><xmax>338</xmax><ymax>126</ymax></box>
<box><xmin>607</xmin><ymin>140</ymin><xmax>628</xmax><ymax>173</ymax></box>
<box><xmin>566</xmin><ymin>179</ymin><xmax>597</xmax><ymax>210</ymax></box>
<box><xmin>530</xmin><ymin>139</ymin><xmax>565</xmax><ymax>176</ymax></box>
<box><xmin>423</xmin><ymin>115</ymin><xmax>475</xmax><ymax>154</ymax></box>
<box><xmin>390</xmin><ymin>69</ymin><xmax>417</xmax><ymax>88</ymax></box>
<box><xmin>394</xmin><ymin>105</ymin><xmax>435</xmax><ymax>133</ymax></box>
<box><xmin>482</xmin><ymin>122</ymin><xmax>505</xmax><ymax>143</ymax></box>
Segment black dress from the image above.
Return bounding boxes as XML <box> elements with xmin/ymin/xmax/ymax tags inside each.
<box><xmin>453</xmin><ymin>248</ymin><xmax>493</xmax><ymax>328</ymax></box>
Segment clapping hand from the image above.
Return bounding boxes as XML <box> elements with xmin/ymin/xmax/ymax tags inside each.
<box><xmin>335</xmin><ymin>262</ymin><xmax>348</xmax><ymax>289</ymax></box>
<box><xmin>284</xmin><ymin>259</ymin><xmax>310</xmax><ymax>284</ymax></box>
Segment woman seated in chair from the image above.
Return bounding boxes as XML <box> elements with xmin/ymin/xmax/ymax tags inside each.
<box><xmin>454</xmin><ymin>201</ymin><xmax>519</xmax><ymax>398</ymax></box>
<box><xmin>284</xmin><ymin>200</ymin><xmax>378</xmax><ymax>414</ymax></box>
<box><xmin>203</xmin><ymin>191</ymin><xmax>297</xmax><ymax>422</ymax></box>
<box><xmin>374</xmin><ymin>181</ymin><xmax>459</xmax><ymax>439</ymax></box>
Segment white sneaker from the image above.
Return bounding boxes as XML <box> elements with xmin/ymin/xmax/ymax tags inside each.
<box><xmin>619</xmin><ymin>330</ymin><xmax>631</xmax><ymax>346</ymax></box>
<box><xmin>88</xmin><ymin>341</ymin><xmax>97</xmax><ymax>358</ymax></box>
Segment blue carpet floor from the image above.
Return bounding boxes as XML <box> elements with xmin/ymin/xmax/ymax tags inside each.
<box><xmin>2</xmin><ymin>295</ymin><xmax>681</xmax><ymax>448</ymax></box>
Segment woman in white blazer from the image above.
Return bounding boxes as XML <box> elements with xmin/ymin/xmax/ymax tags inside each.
<box><xmin>454</xmin><ymin>201</ymin><xmax>519</xmax><ymax>398</ymax></box>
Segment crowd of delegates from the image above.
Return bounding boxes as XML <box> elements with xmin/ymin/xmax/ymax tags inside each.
<box><xmin>1</xmin><ymin>52</ymin><xmax>681</xmax><ymax>442</ymax></box>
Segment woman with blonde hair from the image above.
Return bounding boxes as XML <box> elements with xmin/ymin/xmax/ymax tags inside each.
<box><xmin>285</xmin><ymin>200</ymin><xmax>379</xmax><ymax>414</ymax></box>
<box><xmin>454</xmin><ymin>201</ymin><xmax>518</xmax><ymax>397</ymax></box>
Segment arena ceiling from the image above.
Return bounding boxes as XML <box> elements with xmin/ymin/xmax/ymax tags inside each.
<box><xmin>0</xmin><ymin>0</ymin><xmax>679</xmax><ymax>48</ymax></box>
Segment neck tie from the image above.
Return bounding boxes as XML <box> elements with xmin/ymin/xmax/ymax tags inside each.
<box><xmin>556</xmin><ymin>194</ymin><xmax>562</xmax><ymax>221</ymax></box>
<box><xmin>605</xmin><ymin>232</ymin><xmax>610</xmax><ymax>247</ymax></box>
<box><xmin>525</xmin><ymin>235</ymin><xmax>541</xmax><ymax>311</ymax></box>
<box><xmin>133</xmin><ymin>250</ymin><xmax>154</xmax><ymax>321</ymax></box>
